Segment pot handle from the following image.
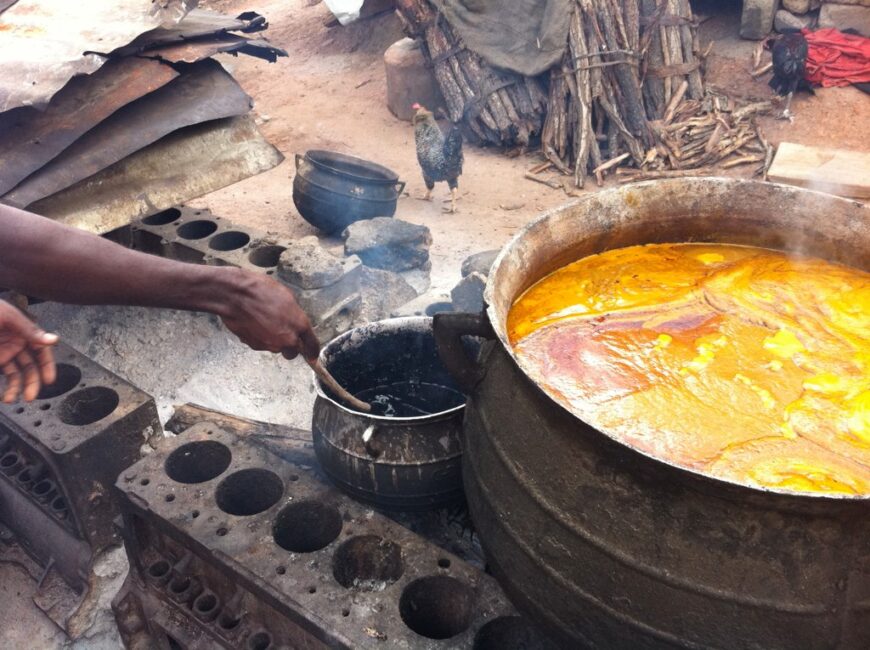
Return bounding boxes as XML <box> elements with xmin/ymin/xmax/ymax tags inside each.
<box><xmin>295</xmin><ymin>153</ymin><xmax>303</xmax><ymax>169</ymax></box>
<box><xmin>396</xmin><ymin>180</ymin><xmax>406</xmax><ymax>195</ymax></box>
<box><xmin>433</xmin><ymin>312</ymin><xmax>495</xmax><ymax>395</ymax></box>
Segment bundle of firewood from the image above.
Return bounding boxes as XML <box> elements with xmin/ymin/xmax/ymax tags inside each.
<box><xmin>543</xmin><ymin>0</ymin><xmax>711</xmax><ymax>186</ymax></box>
<box><xmin>395</xmin><ymin>0</ymin><xmax>548</xmax><ymax>147</ymax></box>
<box><xmin>617</xmin><ymin>92</ymin><xmax>775</xmax><ymax>182</ymax></box>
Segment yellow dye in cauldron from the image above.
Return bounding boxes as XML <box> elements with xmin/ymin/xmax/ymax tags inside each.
<box><xmin>507</xmin><ymin>244</ymin><xmax>870</xmax><ymax>496</ymax></box>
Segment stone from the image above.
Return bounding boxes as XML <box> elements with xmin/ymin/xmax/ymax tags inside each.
<box><xmin>741</xmin><ymin>0</ymin><xmax>779</xmax><ymax>39</ymax></box>
<box><xmin>775</xmin><ymin>8</ymin><xmax>815</xmax><ymax>30</ymax></box>
<box><xmin>451</xmin><ymin>272</ymin><xmax>487</xmax><ymax>314</ymax></box>
<box><xmin>343</xmin><ymin>217</ymin><xmax>432</xmax><ymax>272</ymax></box>
<box><xmin>822</xmin><ymin>0</ymin><xmax>870</xmax><ymax>7</ymax></box>
<box><xmin>819</xmin><ymin>3</ymin><xmax>870</xmax><ymax>35</ymax></box>
<box><xmin>277</xmin><ymin>236</ymin><xmax>361</xmax><ymax>290</ymax></box>
<box><xmin>783</xmin><ymin>0</ymin><xmax>820</xmax><ymax>13</ymax></box>
<box><xmin>357</xmin><ymin>267</ymin><xmax>419</xmax><ymax>322</ymax></box>
<box><xmin>461</xmin><ymin>249</ymin><xmax>500</xmax><ymax>278</ymax></box>
<box><xmin>399</xmin><ymin>259</ymin><xmax>432</xmax><ymax>295</ymax></box>
<box><xmin>390</xmin><ymin>292</ymin><xmax>453</xmax><ymax>318</ymax></box>
<box><xmin>384</xmin><ymin>38</ymin><xmax>447</xmax><ymax>122</ymax></box>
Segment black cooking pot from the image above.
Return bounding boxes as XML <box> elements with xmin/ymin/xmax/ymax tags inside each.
<box><xmin>433</xmin><ymin>179</ymin><xmax>870</xmax><ymax>649</ymax></box>
<box><xmin>293</xmin><ymin>150</ymin><xmax>405</xmax><ymax>235</ymax></box>
<box><xmin>312</xmin><ymin>317</ymin><xmax>468</xmax><ymax>511</ymax></box>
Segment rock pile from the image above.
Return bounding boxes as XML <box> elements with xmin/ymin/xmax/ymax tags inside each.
<box><xmin>743</xmin><ymin>0</ymin><xmax>870</xmax><ymax>39</ymax></box>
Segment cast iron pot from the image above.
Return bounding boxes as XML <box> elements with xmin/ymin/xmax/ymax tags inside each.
<box><xmin>312</xmin><ymin>317</ymin><xmax>467</xmax><ymax>510</ymax></box>
<box><xmin>293</xmin><ymin>150</ymin><xmax>405</xmax><ymax>235</ymax></box>
<box><xmin>433</xmin><ymin>178</ymin><xmax>870</xmax><ymax>649</ymax></box>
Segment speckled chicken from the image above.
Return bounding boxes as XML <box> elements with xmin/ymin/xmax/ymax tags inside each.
<box><xmin>412</xmin><ymin>103</ymin><xmax>463</xmax><ymax>213</ymax></box>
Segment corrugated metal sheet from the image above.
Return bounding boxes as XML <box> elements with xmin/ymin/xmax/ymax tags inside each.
<box><xmin>112</xmin><ymin>9</ymin><xmax>267</xmax><ymax>56</ymax></box>
<box><xmin>138</xmin><ymin>34</ymin><xmax>287</xmax><ymax>63</ymax></box>
<box><xmin>0</xmin><ymin>57</ymin><xmax>178</xmax><ymax>195</ymax></box>
<box><xmin>4</xmin><ymin>59</ymin><xmax>252</xmax><ymax>207</ymax></box>
<box><xmin>0</xmin><ymin>0</ymin><xmax>172</xmax><ymax>110</ymax></box>
<box><xmin>28</xmin><ymin>115</ymin><xmax>284</xmax><ymax>234</ymax></box>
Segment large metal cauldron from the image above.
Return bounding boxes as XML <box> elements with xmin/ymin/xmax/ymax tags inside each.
<box><xmin>433</xmin><ymin>178</ymin><xmax>870</xmax><ymax>649</ymax></box>
<box><xmin>312</xmin><ymin>317</ymin><xmax>467</xmax><ymax>510</ymax></box>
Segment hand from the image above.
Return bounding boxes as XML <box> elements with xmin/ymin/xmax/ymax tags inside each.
<box><xmin>0</xmin><ymin>300</ymin><xmax>58</xmax><ymax>403</ymax></box>
<box><xmin>220</xmin><ymin>271</ymin><xmax>320</xmax><ymax>361</ymax></box>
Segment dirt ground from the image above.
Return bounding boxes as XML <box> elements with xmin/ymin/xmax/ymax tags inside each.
<box><xmin>2</xmin><ymin>0</ymin><xmax>868</xmax><ymax>646</ymax></box>
<box><xmin>194</xmin><ymin>0</ymin><xmax>869</xmax><ymax>299</ymax></box>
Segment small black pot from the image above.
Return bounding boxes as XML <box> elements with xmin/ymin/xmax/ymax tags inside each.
<box><xmin>292</xmin><ymin>150</ymin><xmax>405</xmax><ymax>235</ymax></box>
<box><xmin>312</xmin><ymin>317</ymin><xmax>467</xmax><ymax>511</ymax></box>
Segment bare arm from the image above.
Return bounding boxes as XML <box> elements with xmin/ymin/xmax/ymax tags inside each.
<box><xmin>0</xmin><ymin>204</ymin><xmax>319</xmax><ymax>400</ymax></box>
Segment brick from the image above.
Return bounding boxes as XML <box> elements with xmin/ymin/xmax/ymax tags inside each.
<box><xmin>776</xmin><ymin>8</ymin><xmax>815</xmax><ymax>30</ymax></box>
<box><xmin>783</xmin><ymin>0</ymin><xmax>820</xmax><ymax>13</ymax></box>
<box><xmin>741</xmin><ymin>0</ymin><xmax>779</xmax><ymax>39</ymax></box>
<box><xmin>343</xmin><ymin>217</ymin><xmax>431</xmax><ymax>272</ymax></box>
<box><xmin>819</xmin><ymin>3</ymin><xmax>870</xmax><ymax>34</ymax></box>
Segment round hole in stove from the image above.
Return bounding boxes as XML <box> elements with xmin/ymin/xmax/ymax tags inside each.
<box><xmin>438</xmin><ymin>558</ymin><xmax>451</xmax><ymax>569</ymax></box>
<box><xmin>57</xmin><ymin>387</ymin><xmax>119</xmax><ymax>425</ymax></box>
<box><xmin>208</xmin><ymin>231</ymin><xmax>250</xmax><ymax>251</ymax></box>
<box><xmin>399</xmin><ymin>576</ymin><xmax>475</xmax><ymax>640</ymax></box>
<box><xmin>0</xmin><ymin>452</ymin><xmax>20</xmax><ymax>470</ymax></box>
<box><xmin>14</xmin><ymin>407</ymin><xmax>24</xmax><ymax>414</ymax></box>
<box><xmin>164</xmin><ymin>441</ymin><xmax>231</xmax><ymax>484</ymax></box>
<box><xmin>216</xmin><ymin>527</ymin><xmax>228</xmax><ymax>537</ymax></box>
<box><xmin>165</xmin><ymin>494</ymin><xmax>175</xmax><ymax>503</ymax></box>
<box><xmin>276</xmin><ymin>566</ymin><xmax>286</xmax><ymax>575</ymax></box>
<box><xmin>50</xmin><ymin>496</ymin><xmax>66</xmax><ymax>512</ymax></box>
<box><xmin>194</xmin><ymin>593</ymin><xmax>218</xmax><ymax>614</ymax></box>
<box><xmin>140</xmin><ymin>478</ymin><xmax>150</xmax><ymax>486</ymax></box>
<box><xmin>248</xmin><ymin>245</ymin><xmax>287</xmax><ymax>268</ymax></box>
<box><xmin>176</xmin><ymin>220</ymin><xmax>218</xmax><ymax>240</ymax></box>
<box><xmin>473</xmin><ymin>616</ymin><xmax>554</xmax><ymax>650</ymax></box>
<box><xmin>33</xmin><ymin>479</ymin><xmax>54</xmax><ymax>497</ymax></box>
<box><xmin>169</xmin><ymin>576</ymin><xmax>190</xmax><ymax>594</ymax></box>
<box><xmin>142</xmin><ymin>208</ymin><xmax>181</xmax><ymax>226</ymax></box>
<box><xmin>272</xmin><ymin>501</ymin><xmax>342</xmax><ymax>553</ymax></box>
<box><xmin>215</xmin><ymin>468</ymin><xmax>283</xmax><ymax>516</ymax></box>
<box><xmin>147</xmin><ymin>560</ymin><xmax>171</xmax><ymax>579</ymax></box>
<box><xmin>38</xmin><ymin>364</ymin><xmax>81</xmax><ymax>399</ymax></box>
<box><xmin>341</xmin><ymin>608</ymin><xmax>350</xmax><ymax>618</ymax></box>
<box><xmin>332</xmin><ymin>535</ymin><xmax>403</xmax><ymax>591</ymax></box>
<box><xmin>39</xmin><ymin>404</ymin><xmax>50</xmax><ymax>411</ymax></box>
<box><xmin>247</xmin><ymin>630</ymin><xmax>272</xmax><ymax>650</ymax></box>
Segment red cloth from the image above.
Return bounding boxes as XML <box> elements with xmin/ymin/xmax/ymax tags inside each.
<box><xmin>801</xmin><ymin>28</ymin><xmax>870</xmax><ymax>87</ymax></box>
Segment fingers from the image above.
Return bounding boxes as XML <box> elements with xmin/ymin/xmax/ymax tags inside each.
<box><xmin>2</xmin><ymin>361</ymin><xmax>21</xmax><ymax>403</ymax></box>
<box><xmin>0</xmin><ymin>301</ymin><xmax>58</xmax><ymax>348</ymax></box>
<box><xmin>35</xmin><ymin>346</ymin><xmax>56</xmax><ymax>391</ymax></box>
<box><xmin>0</xmin><ymin>349</ymin><xmax>45</xmax><ymax>403</ymax></box>
<box><xmin>16</xmin><ymin>349</ymin><xmax>40</xmax><ymax>401</ymax></box>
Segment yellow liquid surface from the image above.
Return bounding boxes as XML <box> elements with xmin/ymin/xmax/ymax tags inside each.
<box><xmin>507</xmin><ymin>244</ymin><xmax>870</xmax><ymax>496</ymax></box>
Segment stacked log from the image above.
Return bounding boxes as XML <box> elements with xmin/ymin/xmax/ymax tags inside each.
<box><xmin>543</xmin><ymin>0</ymin><xmax>708</xmax><ymax>186</ymax></box>
<box><xmin>395</xmin><ymin>0</ymin><xmax>548</xmax><ymax>146</ymax></box>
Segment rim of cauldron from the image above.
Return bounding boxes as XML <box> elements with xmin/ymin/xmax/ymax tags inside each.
<box><xmin>315</xmin><ymin>317</ymin><xmax>467</xmax><ymax>423</ymax></box>
<box><xmin>483</xmin><ymin>177</ymin><xmax>870</xmax><ymax>502</ymax></box>
<box><xmin>305</xmin><ymin>150</ymin><xmax>400</xmax><ymax>186</ymax></box>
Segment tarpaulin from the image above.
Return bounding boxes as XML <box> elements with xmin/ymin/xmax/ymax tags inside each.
<box><xmin>431</xmin><ymin>0</ymin><xmax>573</xmax><ymax>77</ymax></box>
<box><xmin>802</xmin><ymin>27</ymin><xmax>870</xmax><ymax>87</ymax></box>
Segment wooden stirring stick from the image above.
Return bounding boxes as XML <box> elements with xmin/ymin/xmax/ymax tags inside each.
<box><xmin>307</xmin><ymin>358</ymin><xmax>372</xmax><ymax>413</ymax></box>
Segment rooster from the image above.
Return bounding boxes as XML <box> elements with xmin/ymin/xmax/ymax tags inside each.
<box><xmin>768</xmin><ymin>31</ymin><xmax>813</xmax><ymax>121</ymax></box>
<box><xmin>411</xmin><ymin>103</ymin><xmax>463</xmax><ymax>213</ymax></box>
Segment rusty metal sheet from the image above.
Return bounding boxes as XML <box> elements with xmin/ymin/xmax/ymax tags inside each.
<box><xmin>137</xmin><ymin>34</ymin><xmax>287</xmax><ymax>63</ymax></box>
<box><xmin>0</xmin><ymin>0</ymin><xmax>175</xmax><ymax>111</ymax></box>
<box><xmin>0</xmin><ymin>57</ymin><xmax>178</xmax><ymax>196</ymax></box>
<box><xmin>28</xmin><ymin>114</ymin><xmax>283</xmax><ymax>234</ymax></box>
<box><xmin>4</xmin><ymin>59</ymin><xmax>252</xmax><ymax>208</ymax></box>
<box><xmin>112</xmin><ymin>9</ymin><xmax>267</xmax><ymax>56</ymax></box>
